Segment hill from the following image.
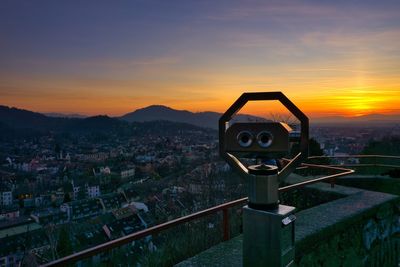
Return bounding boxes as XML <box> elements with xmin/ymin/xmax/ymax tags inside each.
<box><xmin>0</xmin><ymin>105</ymin><xmax>216</xmax><ymax>140</ymax></box>
<box><xmin>313</xmin><ymin>113</ymin><xmax>400</xmax><ymax>125</ymax></box>
<box><xmin>44</xmin><ymin>112</ymin><xmax>87</xmax><ymax>118</ymax></box>
<box><xmin>0</xmin><ymin>105</ymin><xmax>57</xmax><ymax>130</ymax></box>
<box><xmin>0</xmin><ymin>105</ymin><xmax>124</xmax><ymax>133</ymax></box>
<box><xmin>119</xmin><ymin>105</ymin><xmax>265</xmax><ymax>129</ymax></box>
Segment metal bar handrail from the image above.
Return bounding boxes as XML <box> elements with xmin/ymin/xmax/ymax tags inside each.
<box><xmin>279</xmin><ymin>161</ymin><xmax>355</xmax><ymax>191</ymax></box>
<box><xmin>42</xmin><ymin>197</ymin><xmax>248</xmax><ymax>266</ymax></box>
<box><xmin>324</xmin><ymin>164</ymin><xmax>400</xmax><ymax>169</ymax></box>
<box><xmin>308</xmin><ymin>155</ymin><xmax>400</xmax><ymax>160</ymax></box>
<box><xmin>44</xmin><ymin>154</ymin><xmax>400</xmax><ymax>266</ymax></box>
<box><xmin>42</xmin><ymin>160</ymin><xmax>355</xmax><ymax>266</ymax></box>
<box><xmin>307</xmin><ymin>155</ymin><xmax>400</xmax><ymax>170</ymax></box>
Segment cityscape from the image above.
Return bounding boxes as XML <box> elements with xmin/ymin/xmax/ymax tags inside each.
<box><xmin>1</xmin><ymin>0</ymin><xmax>400</xmax><ymax>266</ymax></box>
<box><xmin>1</xmin><ymin>104</ymin><xmax>399</xmax><ymax>266</ymax></box>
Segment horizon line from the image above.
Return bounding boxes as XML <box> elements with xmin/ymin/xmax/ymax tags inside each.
<box><xmin>2</xmin><ymin>103</ymin><xmax>400</xmax><ymax>120</ymax></box>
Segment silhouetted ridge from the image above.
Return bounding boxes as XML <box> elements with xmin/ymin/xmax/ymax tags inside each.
<box><xmin>70</xmin><ymin>115</ymin><xmax>125</xmax><ymax>132</ymax></box>
<box><xmin>119</xmin><ymin>105</ymin><xmax>265</xmax><ymax>129</ymax></box>
<box><xmin>121</xmin><ymin>105</ymin><xmax>193</xmax><ymax>122</ymax></box>
<box><xmin>44</xmin><ymin>112</ymin><xmax>87</xmax><ymax>118</ymax></box>
<box><xmin>0</xmin><ymin>105</ymin><xmax>216</xmax><ymax>140</ymax></box>
<box><xmin>0</xmin><ymin>105</ymin><xmax>55</xmax><ymax>129</ymax></box>
<box><xmin>313</xmin><ymin>113</ymin><xmax>400</xmax><ymax>125</ymax></box>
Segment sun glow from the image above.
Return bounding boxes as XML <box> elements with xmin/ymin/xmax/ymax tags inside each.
<box><xmin>1</xmin><ymin>1</ymin><xmax>400</xmax><ymax>118</ymax></box>
<box><xmin>339</xmin><ymin>96</ymin><xmax>375</xmax><ymax>116</ymax></box>
<box><xmin>328</xmin><ymin>89</ymin><xmax>396</xmax><ymax>117</ymax></box>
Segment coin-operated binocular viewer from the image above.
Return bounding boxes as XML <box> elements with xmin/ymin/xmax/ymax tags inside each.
<box><xmin>219</xmin><ymin>92</ymin><xmax>309</xmax><ymax>267</ymax></box>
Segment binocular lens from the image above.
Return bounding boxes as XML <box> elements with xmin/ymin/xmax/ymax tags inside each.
<box><xmin>237</xmin><ymin>131</ymin><xmax>253</xmax><ymax>147</ymax></box>
<box><xmin>257</xmin><ymin>131</ymin><xmax>273</xmax><ymax>148</ymax></box>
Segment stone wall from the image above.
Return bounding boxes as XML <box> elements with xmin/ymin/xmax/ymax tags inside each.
<box><xmin>293</xmin><ymin>178</ymin><xmax>400</xmax><ymax>267</ymax></box>
<box><xmin>296</xmin><ymin>202</ymin><xmax>400</xmax><ymax>266</ymax></box>
<box><xmin>176</xmin><ymin>175</ymin><xmax>400</xmax><ymax>267</ymax></box>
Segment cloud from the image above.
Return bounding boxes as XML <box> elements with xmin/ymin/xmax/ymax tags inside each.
<box><xmin>208</xmin><ymin>0</ymin><xmax>400</xmax><ymax>25</ymax></box>
<box><xmin>301</xmin><ymin>29</ymin><xmax>400</xmax><ymax>51</ymax></box>
<box><xmin>207</xmin><ymin>1</ymin><xmax>339</xmax><ymax>21</ymax></box>
<box><xmin>79</xmin><ymin>56</ymin><xmax>181</xmax><ymax>69</ymax></box>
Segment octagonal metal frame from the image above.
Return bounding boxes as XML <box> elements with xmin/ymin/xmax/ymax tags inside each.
<box><xmin>219</xmin><ymin>91</ymin><xmax>309</xmax><ymax>180</ymax></box>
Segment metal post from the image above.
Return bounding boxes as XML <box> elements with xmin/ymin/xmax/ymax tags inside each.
<box><xmin>243</xmin><ymin>165</ymin><xmax>296</xmax><ymax>267</ymax></box>
<box><xmin>218</xmin><ymin>92</ymin><xmax>309</xmax><ymax>267</ymax></box>
<box><xmin>223</xmin><ymin>208</ymin><xmax>230</xmax><ymax>241</ymax></box>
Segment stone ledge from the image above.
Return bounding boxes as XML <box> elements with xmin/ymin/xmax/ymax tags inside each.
<box><xmin>295</xmin><ymin>190</ymin><xmax>398</xmax><ymax>255</ymax></box>
<box><xmin>175</xmin><ymin>177</ymin><xmax>400</xmax><ymax>267</ymax></box>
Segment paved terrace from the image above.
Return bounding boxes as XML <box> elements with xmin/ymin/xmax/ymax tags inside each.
<box><xmin>176</xmin><ymin>175</ymin><xmax>400</xmax><ymax>266</ymax></box>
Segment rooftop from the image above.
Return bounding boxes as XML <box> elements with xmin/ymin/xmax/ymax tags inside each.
<box><xmin>38</xmin><ymin>155</ymin><xmax>400</xmax><ymax>266</ymax></box>
<box><xmin>0</xmin><ymin>220</ymin><xmax>41</xmax><ymax>239</ymax></box>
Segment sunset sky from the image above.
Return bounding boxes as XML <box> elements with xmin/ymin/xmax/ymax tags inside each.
<box><xmin>1</xmin><ymin>0</ymin><xmax>399</xmax><ymax>118</ymax></box>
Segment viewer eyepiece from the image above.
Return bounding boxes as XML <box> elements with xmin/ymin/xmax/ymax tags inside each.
<box><xmin>237</xmin><ymin>131</ymin><xmax>253</xmax><ymax>147</ymax></box>
<box><xmin>257</xmin><ymin>131</ymin><xmax>273</xmax><ymax>148</ymax></box>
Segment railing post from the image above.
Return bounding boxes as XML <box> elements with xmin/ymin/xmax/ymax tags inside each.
<box><xmin>373</xmin><ymin>156</ymin><xmax>378</xmax><ymax>177</ymax></box>
<box><xmin>330</xmin><ymin>177</ymin><xmax>335</xmax><ymax>188</ymax></box>
<box><xmin>329</xmin><ymin>165</ymin><xmax>335</xmax><ymax>188</ymax></box>
<box><xmin>222</xmin><ymin>208</ymin><xmax>230</xmax><ymax>241</ymax></box>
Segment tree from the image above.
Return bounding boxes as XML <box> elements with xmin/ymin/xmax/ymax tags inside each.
<box><xmin>361</xmin><ymin>136</ymin><xmax>400</xmax><ymax>175</ymax></box>
<box><xmin>135</xmin><ymin>167</ymin><xmax>145</xmax><ymax>179</ymax></box>
<box><xmin>362</xmin><ymin>136</ymin><xmax>400</xmax><ymax>156</ymax></box>
<box><xmin>62</xmin><ymin>182</ymin><xmax>73</xmax><ymax>194</ymax></box>
<box><xmin>291</xmin><ymin>138</ymin><xmax>328</xmax><ymax>160</ymax></box>
<box><xmin>308</xmin><ymin>138</ymin><xmax>326</xmax><ymax>157</ymax></box>
<box><xmin>384</xmin><ymin>169</ymin><xmax>400</xmax><ymax>178</ymax></box>
<box><xmin>45</xmin><ymin>224</ymin><xmax>59</xmax><ymax>260</ymax></box>
<box><xmin>290</xmin><ymin>138</ymin><xmax>330</xmax><ymax>175</ymax></box>
<box><xmin>63</xmin><ymin>193</ymin><xmax>71</xmax><ymax>203</ymax></box>
<box><xmin>54</xmin><ymin>143</ymin><xmax>61</xmax><ymax>155</ymax></box>
<box><xmin>77</xmin><ymin>187</ymin><xmax>87</xmax><ymax>200</ymax></box>
<box><xmin>57</xmin><ymin>225</ymin><xmax>73</xmax><ymax>257</ymax></box>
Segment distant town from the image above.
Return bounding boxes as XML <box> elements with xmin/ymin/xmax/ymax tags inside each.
<box><xmin>1</xmin><ymin>105</ymin><xmax>399</xmax><ymax>266</ymax></box>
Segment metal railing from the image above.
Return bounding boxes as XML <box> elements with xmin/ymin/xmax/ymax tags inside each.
<box><xmin>42</xmin><ymin>155</ymin><xmax>400</xmax><ymax>266</ymax></box>
<box><xmin>308</xmin><ymin>154</ymin><xmax>400</xmax><ymax>170</ymax></box>
<box><xmin>42</xmin><ymin>198</ymin><xmax>248</xmax><ymax>266</ymax></box>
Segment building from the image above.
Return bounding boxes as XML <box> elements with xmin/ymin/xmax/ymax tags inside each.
<box><xmin>0</xmin><ymin>191</ymin><xmax>12</xmax><ymax>207</ymax></box>
<box><xmin>30</xmin><ymin>208</ymin><xmax>69</xmax><ymax>225</ymax></box>
<box><xmin>60</xmin><ymin>198</ymin><xmax>104</xmax><ymax>221</ymax></box>
<box><xmin>120</xmin><ymin>168</ymin><xmax>135</xmax><ymax>179</ymax></box>
<box><xmin>100</xmin><ymin>166</ymin><xmax>111</xmax><ymax>175</ymax></box>
<box><xmin>0</xmin><ymin>207</ymin><xmax>20</xmax><ymax>220</ymax></box>
<box><xmin>71</xmin><ymin>180</ymin><xmax>101</xmax><ymax>199</ymax></box>
<box><xmin>87</xmin><ymin>185</ymin><xmax>101</xmax><ymax>198</ymax></box>
<box><xmin>71</xmin><ymin>180</ymin><xmax>82</xmax><ymax>200</ymax></box>
<box><xmin>0</xmin><ymin>219</ymin><xmax>49</xmax><ymax>267</ymax></box>
<box><xmin>98</xmin><ymin>193</ymin><xmax>127</xmax><ymax>211</ymax></box>
<box><xmin>102</xmin><ymin>204</ymin><xmax>149</xmax><ymax>240</ymax></box>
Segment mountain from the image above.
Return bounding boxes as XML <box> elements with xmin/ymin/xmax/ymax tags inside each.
<box><xmin>68</xmin><ymin>115</ymin><xmax>126</xmax><ymax>132</ymax></box>
<box><xmin>44</xmin><ymin>112</ymin><xmax>87</xmax><ymax>118</ymax></box>
<box><xmin>121</xmin><ymin>105</ymin><xmax>195</xmax><ymax>123</ymax></box>
<box><xmin>0</xmin><ymin>105</ymin><xmax>58</xmax><ymax>130</ymax></box>
<box><xmin>0</xmin><ymin>105</ymin><xmax>215</xmax><ymax>140</ymax></box>
<box><xmin>313</xmin><ymin>113</ymin><xmax>400</xmax><ymax>125</ymax></box>
<box><xmin>119</xmin><ymin>105</ymin><xmax>266</xmax><ymax>129</ymax></box>
<box><xmin>3</xmin><ymin>104</ymin><xmax>398</xmax><ymax>136</ymax></box>
<box><xmin>0</xmin><ymin>105</ymin><xmax>125</xmax><ymax>133</ymax></box>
